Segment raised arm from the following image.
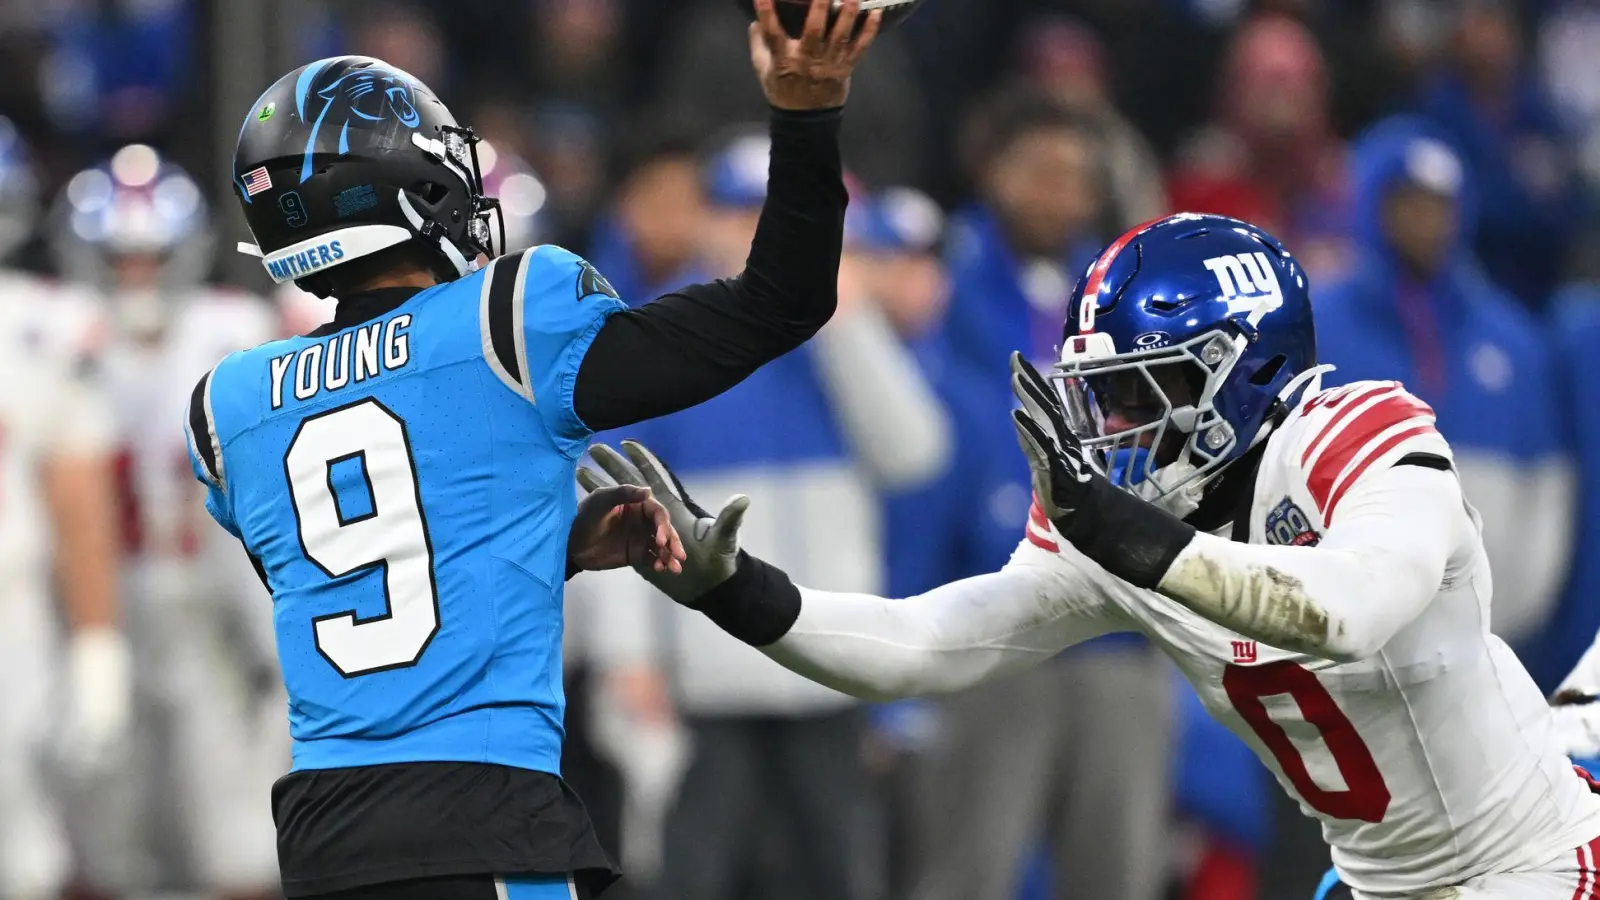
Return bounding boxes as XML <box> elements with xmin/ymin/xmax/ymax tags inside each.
<box><xmin>572</xmin><ymin>0</ymin><xmax>881</xmax><ymax>433</ymax></box>
<box><xmin>579</xmin><ymin>440</ymin><xmax>1131</xmax><ymax>701</ymax></box>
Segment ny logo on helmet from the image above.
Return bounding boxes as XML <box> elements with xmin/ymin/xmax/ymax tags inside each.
<box><xmin>1203</xmin><ymin>252</ymin><xmax>1282</xmax><ymax>317</ymax></box>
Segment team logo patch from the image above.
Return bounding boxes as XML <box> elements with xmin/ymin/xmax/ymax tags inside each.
<box><xmin>578</xmin><ymin>261</ymin><xmax>619</xmax><ymax>301</ymax></box>
<box><xmin>1264</xmin><ymin>496</ymin><xmax>1320</xmax><ymax>547</ymax></box>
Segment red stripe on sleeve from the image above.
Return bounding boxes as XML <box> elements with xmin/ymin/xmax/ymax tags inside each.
<box><xmin>1321</xmin><ymin>424</ymin><xmax>1438</xmax><ymax>523</ymax></box>
<box><xmin>1306</xmin><ymin>394</ymin><xmax>1436</xmax><ymax>517</ymax></box>
<box><xmin>1299</xmin><ymin>383</ymin><xmax>1402</xmax><ymax>468</ymax></box>
<box><xmin>1026</xmin><ymin>497</ymin><xmax>1059</xmax><ymax>552</ymax></box>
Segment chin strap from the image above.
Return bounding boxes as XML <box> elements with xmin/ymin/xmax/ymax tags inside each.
<box><xmin>396</xmin><ymin>189</ymin><xmax>475</xmax><ymax>277</ymax></box>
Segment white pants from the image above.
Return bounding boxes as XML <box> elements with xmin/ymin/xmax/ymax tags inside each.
<box><xmin>0</xmin><ymin>586</ymin><xmax>70</xmax><ymax>899</ymax></box>
<box><xmin>79</xmin><ymin>561</ymin><xmax>285</xmax><ymax>893</ymax></box>
<box><xmin>1354</xmin><ymin>835</ymin><xmax>1600</xmax><ymax>899</ymax></box>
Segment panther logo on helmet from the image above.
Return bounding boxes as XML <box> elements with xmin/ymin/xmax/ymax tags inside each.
<box><xmin>300</xmin><ymin>66</ymin><xmax>423</xmax><ymax>183</ymax></box>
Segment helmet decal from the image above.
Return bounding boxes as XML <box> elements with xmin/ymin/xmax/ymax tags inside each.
<box><xmin>1203</xmin><ymin>250</ymin><xmax>1283</xmax><ymax>317</ymax></box>
<box><xmin>300</xmin><ymin>66</ymin><xmax>424</xmax><ymax>183</ymax></box>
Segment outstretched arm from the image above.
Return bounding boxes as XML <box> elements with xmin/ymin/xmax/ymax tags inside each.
<box><xmin>764</xmin><ymin>564</ymin><xmax>1122</xmax><ymax>701</ymax></box>
<box><xmin>579</xmin><ymin>440</ymin><xmax>1130</xmax><ymax>702</ymax></box>
<box><xmin>572</xmin><ymin>0</ymin><xmax>881</xmax><ymax>433</ymax></box>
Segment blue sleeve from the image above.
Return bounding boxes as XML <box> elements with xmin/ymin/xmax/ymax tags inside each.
<box><xmin>526</xmin><ymin>247</ymin><xmax>627</xmax><ymax>451</ymax></box>
<box><xmin>479</xmin><ymin>245</ymin><xmax>627</xmax><ymax>456</ymax></box>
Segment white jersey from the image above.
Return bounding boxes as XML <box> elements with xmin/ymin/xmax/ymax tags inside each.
<box><xmin>99</xmin><ymin>288</ymin><xmax>277</xmax><ymax>605</ymax></box>
<box><xmin>769</xmin><ymin>379</ymin><xmax>1600</xmax><ymax>897</ymax></box>
<box><xmin>0</xmin><ymin>271</ymin><xmax>114</xmax><ymax>590</ymax></box>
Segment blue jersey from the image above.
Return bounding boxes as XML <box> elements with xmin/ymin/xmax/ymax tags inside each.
<box><xmin>184</xmin><ymin>246</ymin><xmax>624</xmax><ymax>775</ymax></box>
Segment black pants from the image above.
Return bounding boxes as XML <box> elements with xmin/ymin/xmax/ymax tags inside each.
<box><xmin>303</xmin><ymin>873</ymin><xmax>592</xmax><ymax>900</ymax></box>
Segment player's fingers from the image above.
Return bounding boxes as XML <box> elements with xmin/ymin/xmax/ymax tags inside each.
<box><xmin>748</xmin><ymin>21</ymin><xmax>775</xmax><ymax>75</ymax></box>
<box><xmin>1012</xmin><ymin>409</ymin><xmax>1054</xmax><ymax>473</ymax></box>
<box><xmin>711</xmin><ymin>494</ymin><xmax>752</xmax><ymax>551</ymax></box>
<box><xmin>845</xmin><ymin>8</ymin><xmax>882</xmax><ymax>61</ymax></box>
<box><xmin>752</xmin><ymin>0</ymin><xmax>789</xmax><ymax>53</ymax></box>
<box><xmin>827</xmin><ymin>0</ymin><xmax>860</xmax><ymax>51</ymax></box>
<box><xmin>798</xmin><ymin>0</ymin><xmax>830</xmax><ymax>58</ymax></box>
<box><xmin>589</xmin><ymin>443</ymin><xmax>648</xmax><ymax>488</ymax></box>
<box><xmin>620</xmin><ymin>440</ymin><xmax>684</xmax><ymax>501</ymax></box>
<box><xmin>575</xmin><ymin>466</ymin><xmax>609</xmax><ymax>496</ymax></box>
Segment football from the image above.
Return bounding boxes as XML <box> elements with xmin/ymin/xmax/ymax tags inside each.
<box><xmin>735</xmin><ymin>0</ymin><xmax>927</xmax><ymax>38</ymax></box>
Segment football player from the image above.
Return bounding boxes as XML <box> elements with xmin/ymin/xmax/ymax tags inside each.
<box><xmin>184</xmin><ymin>1</ymin><xmax>879</xmax><ymax>897</ymax></box>
<box><xmin>50</xmin><ymin>144</ymin><xmax>287</xmax><ymax>898</ymax></box>
<box><xmin>586</xmin><ymin>213</ymin><xmax>1600</xmax><ymax>900</ymax></box>
<box><xmin>0</xmin><ymin>117</ymin><xmax>130</xmax><ymax>900</ymax></box>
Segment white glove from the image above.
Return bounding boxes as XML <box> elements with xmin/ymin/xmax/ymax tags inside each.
<box><xmin>58</xmin><ymin>626</ymin><xmax>133</xmax><ymax>777</ymax></box>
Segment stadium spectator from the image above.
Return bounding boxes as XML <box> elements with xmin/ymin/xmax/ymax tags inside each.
<box><xmin>586</xmin><ymin>122</ymin><xmax>709</xmax><ymax>303</ymax></box>
<box><xmin>577</xmin><ymin>128</ymin><xmax>951</xmax><ymax>900</ymax></box>
<box><xmin>1416</xmin><ymin>0</ymin><xmax>1581</xmax><ymax>307</ymax></box>
<box><xmin>1013</xmin><ymin>14</ymin><xmax>1168</xmax><ymax>230</ymax></box>
<box><xmin>903</xmin><ymin>85</ymin><xmax>1172</xmax><ymax>900</ymax></box>
<box><xmin>1316</xmin><ymin>115</ymin><xmax>1573</xmax><ymax>648</ymax></box>
<box><xmin>944</xmin><ymin>87</ymin><xmax>1107</xmax><ymax>382</ymax></box>
<box><xmin>1166</xmin><ymin>13</ymin><xmax>1353</xmax><ymax>283</ymax></box>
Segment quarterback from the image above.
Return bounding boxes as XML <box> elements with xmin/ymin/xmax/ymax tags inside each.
<box><xmin>587</xmin><ymin>213</ymin><xmax>1600</xmax><ymax>899</ymax></box>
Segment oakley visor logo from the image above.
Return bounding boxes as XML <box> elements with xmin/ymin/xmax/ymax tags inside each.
<box><xmin>1203</xmin><ymin>252</ymin><xmax>1282</xmax><ymax>317</ymax></box>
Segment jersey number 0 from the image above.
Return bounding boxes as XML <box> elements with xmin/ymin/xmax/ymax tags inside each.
<box><xmin>285</xmin><ymin>399</ymin><xmax>440</xmax><ymax>677</ymax></box>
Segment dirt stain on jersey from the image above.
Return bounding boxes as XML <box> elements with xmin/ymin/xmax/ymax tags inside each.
<box><xmin>1160</xmin><ymin>552</ymin><xmax>1338</xmax><ymax>656</ymax></box>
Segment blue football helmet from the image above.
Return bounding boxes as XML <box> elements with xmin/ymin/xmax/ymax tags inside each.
<box><xmin>1052</xmin><ymin>213</ymin><xmax>1321</xmax><ymax>515</ymax></box>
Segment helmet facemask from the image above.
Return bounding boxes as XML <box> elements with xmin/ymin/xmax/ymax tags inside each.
<box><xmin>404</xmin><ymin>124</ymin><xmax>503</xmax><ymax>273</ymax></box>
<box><xmin>1052</xmin><ymin>329</ymin><xmax>1249</xmax><ymax>519</ymax></box>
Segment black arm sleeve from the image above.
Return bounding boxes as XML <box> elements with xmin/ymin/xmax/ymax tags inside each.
<box><xmin>572</xmin><ymin>107</ymin><xmax>847</xmax><ymax>433</ymax></box>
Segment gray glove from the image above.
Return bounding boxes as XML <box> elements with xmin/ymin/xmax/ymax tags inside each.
<box><xmin>578</xmin><ymin>440</ymin><xmax>751</xmax><ymax>607</ymax></box>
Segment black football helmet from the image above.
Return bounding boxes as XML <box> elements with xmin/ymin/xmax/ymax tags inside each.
<box><xmin>232</xmin><ymin>56</ymin><xmax>501</xmax><ymax>297</ymax></box>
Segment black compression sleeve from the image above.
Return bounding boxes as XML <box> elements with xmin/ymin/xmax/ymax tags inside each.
<box><xmin>692</xmin><ymin>551</ymin><xmax>803</xmax><ymax>647</ymax></box>
<box><xmin>572</xmin><ymin>107</ymin><xmax>846</xmax><ymax>433</ymax></box>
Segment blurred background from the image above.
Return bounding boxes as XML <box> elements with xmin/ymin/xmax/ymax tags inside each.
<box><xmin>5</xmin><ymin>0</ymin><xmax>1600</xmax><ymax>899</ymax></box>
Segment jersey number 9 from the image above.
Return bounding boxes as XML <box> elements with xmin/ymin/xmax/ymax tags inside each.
<box><xmin>285</xmin><ymin>399</ymin><xmax>440</xmax><ymax>677</ymax></box>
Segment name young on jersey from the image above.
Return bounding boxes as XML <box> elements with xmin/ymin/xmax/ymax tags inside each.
<box><xmin>270</xmin><ymin>313</ymin><xmax>412</xmax><ymax>409</ymax></box>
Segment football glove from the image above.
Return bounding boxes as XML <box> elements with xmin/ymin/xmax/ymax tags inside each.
<box><xmin>57</xmin><ymin>626</ymin><xmax>133</xmax><ymax>777</ymax></box>
<box><xmin>1009</xmin><ymin>351</ymin><xmax>1196</xmax><ymax>590</ymax></box>
<box><xmin>578</xmin><ymin>441</ymin><xmax>800</xmax><ymax>646</ymax></box>
<box><xmin>579</xmin><ymin>441</ymin><xmax>749</xmax><ymax>605</ymax></box>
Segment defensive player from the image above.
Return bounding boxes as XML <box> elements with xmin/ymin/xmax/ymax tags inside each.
<box><xmin>586</xmin><ymin>213</ymin><xmax>1600</xmax><ymax>899</ymax></box>
<box><xmin>184</xmin><ymin>0</ymin><xmax>878</xmax><ymax>897</ymax></box>
<box><xmin>0</xmin><ymin>118</ymin><xmax>129</xmax><ymax>900</ymax></box>
<box><xmin>51</xmin><ymin>144</ymin><xmax>286</xmax><ymax>898</ymax></box>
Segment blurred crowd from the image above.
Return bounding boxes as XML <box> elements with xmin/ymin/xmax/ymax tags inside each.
<box><xmin>5</xmin><ymin>0</ymin><xmax>1600</xmax><ymax>899</ymax></box>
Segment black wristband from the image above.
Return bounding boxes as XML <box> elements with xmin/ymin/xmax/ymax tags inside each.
<box><xmin>692</xmin><ymin>551</ymin><xmax>802</xmax><ymax>647</ymax></box>
<box><xmin>1058</xmin><ymin>478</ymin><xmax>1198</xmax><ymax>590</ymax></box>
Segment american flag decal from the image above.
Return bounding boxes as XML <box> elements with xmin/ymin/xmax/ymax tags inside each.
<box><xmin>242</xmin><ymin>166</ymin><xmax>273</xmax><ymax>197</ymax></box>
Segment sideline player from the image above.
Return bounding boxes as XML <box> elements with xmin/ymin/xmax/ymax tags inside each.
<box><xmin>587</xmin><ymin>213</ymin><xmax>1600</xmax><ymax>899</ymax></box>
<box><xmin>185</xmin><ymin>0</ymin><xmax>880</xmax><ymax>897</ymax></box>
<box><xmin>0</xmin><ymin>117</ymin><xmax>130</xmax><ymax>900</ymax></box>
<box><xmin>51</xmin><ymin>144</ymin><xmax>286</xmax><ymax>898</ymax></box>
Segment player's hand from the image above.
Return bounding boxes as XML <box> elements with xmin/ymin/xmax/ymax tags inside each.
<box><xmin>1010</xmin><ymin>351</ymin><xmax>1108</xmax><ymax>532</ymax></box>
<box><xmin>579</xmin><ymin>441</ymin><xmax>750</xmax><ymax>607</ymax></box>
<box><xmin>568</xmin><ymin>483</ymin><xmax>686</xmax><ymax>575</ymax></box>
<box><xmin>57</xmin><ymin>626</ymin><xmax>133</xmax><ymax>777</ymax></box>
<box><xmin>750</xmin><ymin>0</ymin><xmax>882</xmax><ymax>111</ymax></box>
